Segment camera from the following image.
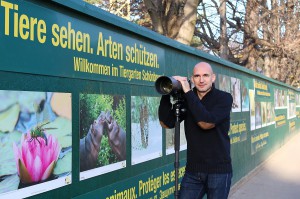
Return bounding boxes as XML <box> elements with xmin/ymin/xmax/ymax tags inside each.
<box><xmin>155</xmin><ymin>76</ymin><xmax>183</xmax><ymax>96</ymax></box>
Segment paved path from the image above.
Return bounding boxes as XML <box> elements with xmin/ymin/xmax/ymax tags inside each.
<box><xmin>229</xmin><ymin>133</ymin><xmax>300</xmax><ymax>199</ymax></box>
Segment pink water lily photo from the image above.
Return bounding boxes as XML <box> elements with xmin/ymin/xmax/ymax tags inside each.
<box><xmin>13</xmin><ymin>133</ymin><xmax>61</xmax><ymax>184</ymax></box>
<box><xmin>0</xmin><ymin>91</ymin><xmax>72</xmax><ymax>199</ymax></box>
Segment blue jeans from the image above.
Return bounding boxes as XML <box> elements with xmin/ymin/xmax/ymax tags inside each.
<box><xmin>179</xmin><ymin>171</ymin><xmax>232</xmax><ymax>199</ymax></box>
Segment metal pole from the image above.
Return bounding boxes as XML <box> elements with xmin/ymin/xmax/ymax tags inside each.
<box><xmin>174</xmin><ymin>102</ymin><xmax>181</xmax><ymax>199</ymax></box>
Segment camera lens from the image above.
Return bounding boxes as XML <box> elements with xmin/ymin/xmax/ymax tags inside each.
<box><xmin>160</xmin><ymin>80</ymin><xmax>172</xmax><ymax>94</ymax></box>
<box><xmin>155</xmin><ymin>76</ymin><xmax>182</xmax><ymax>95</ymax></box>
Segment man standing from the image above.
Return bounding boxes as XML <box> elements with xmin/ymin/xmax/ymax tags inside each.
<box><xmin>158</xmin><ymin>62</ymin><xmax>233</xmax><ymax>199</ymax></box>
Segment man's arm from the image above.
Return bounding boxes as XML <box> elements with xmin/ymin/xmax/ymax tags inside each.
<box><xmin>184</xmin><ymin>90</ymin><xmax>232</xmax><ymax>130</ymax></box>
<box><xmin>197</xmin><ymin>121</ymin><xmax>215</xmax><ymax>129</ymax></box>
<box><xmin>158</xmin><ymin>95</ymin><xmax>175</xmax><ymax>128</ymax></box>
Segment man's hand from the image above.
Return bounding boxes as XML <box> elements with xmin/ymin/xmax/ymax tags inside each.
<box><xmin>172</xmin><ymin>76</ymin><xmax>191</xmax><ymax>93</ymax></box>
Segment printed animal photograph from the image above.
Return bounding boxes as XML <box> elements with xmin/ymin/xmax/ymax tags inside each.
<box><xmin>165</xmin><ymin>123</ymin><xmax>187</xmax><ymax>155</ymax></box>
<box><xmin>79</xmin><ymin>93</ymin><xmax>126</xmax><ymax>180</ymax></box>
<box><xmin>0</xmin><ymin>91</ymin><xmax>72</xmax><ymax>199</ymax></box>
<box><xmin>231</xmin><ymin>77</ymin><xmax>241</xmax><ymax>112</ymax></box>
<box><xmin>241</xmin><ymin>81</ymin><xmax>250</xmax><ymax>112</ymax></box>
<box><xmin>218</xmin><ymin>74</ymin><xmax>231</xmax><ymax>93</ymax></box>
<box><xmin>249</xmin><ymin>90</ymin><xmax>256</xmax><ymax>130</ymax></box>
<box><xmin>131</xmin><ymin>96</ymin><xmax>162</xmax><ymax>165</ymax></box>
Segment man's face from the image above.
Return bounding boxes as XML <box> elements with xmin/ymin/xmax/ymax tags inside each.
<box><xmin>192</xmin><ymin>63</ymin><xmax>216</xmax><ymax>94</ymax></box>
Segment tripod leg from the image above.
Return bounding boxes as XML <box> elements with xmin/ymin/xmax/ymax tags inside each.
<box><xmin>174</xmin><ymin>118</ymin><xmax>180</xmax><ymax>199</ymax></box>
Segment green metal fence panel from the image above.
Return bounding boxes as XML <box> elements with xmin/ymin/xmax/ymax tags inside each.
<box><xmin>0</xmin><ymin>0</ymin><xmax>299</xmax><ymax>198</ymax></box>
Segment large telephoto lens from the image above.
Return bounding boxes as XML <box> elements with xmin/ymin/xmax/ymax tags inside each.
<box><xmin>155</xmin><ymin>76</ymin><xmax>182</xmax><ymax>95</ymax></box>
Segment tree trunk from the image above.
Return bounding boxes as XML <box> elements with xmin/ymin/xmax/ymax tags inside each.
<box><xmin>174</xmin><ymin>0</ymin><xmax>200</xmax><ymax>45</ymax></box>
<box><xmin>219</xmin><ymin>0</ymin><xmax>228</xmax><ymax>59</ymax></box>
<box><xmin>143</xmin><ymin>0</ymin><xmax>164</xmax><ymax>34</ymax></box>
<box><xmin>144</xmin><ymin>0</ymin><xmax>201</xmax><ymax>45</ymax></box>
<box><xmin>140</xmin><ymin>103</ymin><xmax>149</xmax><ymax>148</ymax></box>
<box><xmin>243</xmin><ymin>0</ymin><xmax>259</xmax><ymax>71</ymax></box>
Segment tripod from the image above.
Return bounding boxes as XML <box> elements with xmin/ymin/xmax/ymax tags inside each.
<box><xmin>173</xmin><ymin>99</ymin><xmax>185</xmax><ymax>199</ymax></box>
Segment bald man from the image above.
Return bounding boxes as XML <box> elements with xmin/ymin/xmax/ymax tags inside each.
<box><xmin>159</xmin><ymin>62</ymin><xmax>233</xmax><ymax>199</ymax></box>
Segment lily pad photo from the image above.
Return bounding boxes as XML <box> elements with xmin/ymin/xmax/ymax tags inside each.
<box><xmin>0</xmin><ymin>91</ymin><xmax>72</xmax><ymax>199</ymax></box>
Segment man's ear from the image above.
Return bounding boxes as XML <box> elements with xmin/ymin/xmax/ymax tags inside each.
<box><xmin>212</xmin><ymin>73</ymin><xmax>216</xmax><ymax>82</ymax></box>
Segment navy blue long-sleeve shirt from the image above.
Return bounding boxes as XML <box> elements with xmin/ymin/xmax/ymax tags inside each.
<box><xmin>159</xmin><ymin>85</ymin><xmax>233</xmax><ymax>173</ymax></box>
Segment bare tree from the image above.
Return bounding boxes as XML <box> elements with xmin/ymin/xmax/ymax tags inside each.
<box><xmin>194</xmin><ymin>0</ymin><xmax>300</xmax><ymax>87</ymax></box>
<box><xmin>242</xmin><ymin>0</ymin><xmax>300</xmax><ymax>86</ymax></box>
<box><xmin>84</xmin><ymin>0</ymin><xmax>300</xmax><ymax>87</ymax></box>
